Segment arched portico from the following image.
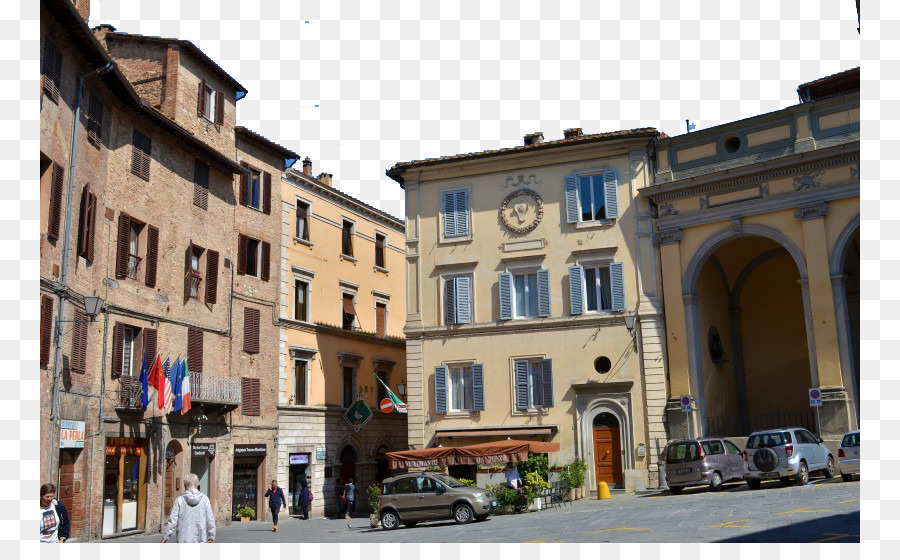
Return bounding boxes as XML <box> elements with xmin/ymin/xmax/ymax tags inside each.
<box><xmin>830</xmin><ymin>215</ymin><xmax>860</xmax><ymax>426</ymax></box>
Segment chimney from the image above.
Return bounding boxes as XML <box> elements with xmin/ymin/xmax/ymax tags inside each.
<box><xmin>302</xmin><ymin>157</ymin><xmax>312</xmax><ymax>177</ymax></box>
<box><xmin>160</xmin><ymin>46</ymin><xmax>180</xmax><ymax>119</ymax></box>
<box><xmin>76</xmin><ymin>0</ymin><xmax>91</xmax><ymax>23</ymax></box>
<box><xmin>523</xmin><ymin>132</ymin><xmax>544</xmax><ymax>146</ymax></box>
<box><xmin>317</xmin><ymin>173</ymin><xmax>333</xmax><ymax>187</ymax></box>
<box><xmin>563</xmin><ymin>128</ymin><xmax>583</xmax><ymax>140</ymax></box>
<box><xmin>92</xmin><ymin>24</ymin><xmax>117</xmax><ymax>45</ymax></box>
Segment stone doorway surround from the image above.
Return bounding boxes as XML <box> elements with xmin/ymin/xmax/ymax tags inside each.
<box><xmin>574</xmin><ymin>382</ymin><xmax>634</xmax><ymax>492</ymax></box>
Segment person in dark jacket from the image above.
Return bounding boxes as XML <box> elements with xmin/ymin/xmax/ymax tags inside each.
<box><xmin>40</xmin><ymin>483</ymin><xmax>70</xmax><ymax>543</ymax></box>
<box><xmin>264</xmin><ymin>480</ymin><xmax>286</xmax><ymax>532</ymax></box>
<box><xmin>334</xmin><ymin>478</ymin><xmax>345</xmax><ymax>518</ymax></box>
<box><xmin>299</xmin><ymin>482</ymin><xmax>313</xmax><ymax>520</ymax></box>
<box><xmin>343</xmin><ymin>478</ymin><xmax>356</xmax><ymax>519</ymax></box>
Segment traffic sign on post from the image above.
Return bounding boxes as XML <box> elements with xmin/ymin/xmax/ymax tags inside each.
<box><xmin>809</xmin><ymin>388</ymin><xmax>823</xmax><ymax>407</ymax></box>
<box><xmin>680</xmin><ymin>396</ymin><xmax>692</xmax><ymax>412</ymax></box>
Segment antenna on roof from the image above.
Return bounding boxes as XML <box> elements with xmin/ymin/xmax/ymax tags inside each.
<box><xmin>685</xmin><ymin>120</ymin><xmax>696</xmax><ymax>133</ymax></box>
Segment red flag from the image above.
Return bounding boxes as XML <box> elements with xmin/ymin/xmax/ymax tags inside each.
<box><xmin>148</xmin><ymin>354</ymin><xmax>162</xmax><ymax>390</ymax></box>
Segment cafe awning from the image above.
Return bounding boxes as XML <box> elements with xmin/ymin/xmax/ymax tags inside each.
<box><xmin>386</xmin><ymin>439</ymin><xmax>561</xmax><ymax>470</ymax></box>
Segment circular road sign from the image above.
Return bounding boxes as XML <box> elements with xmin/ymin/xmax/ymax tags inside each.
<box><xmin>681</xmin><ymin>396</ymin><xmax>691</xmax><ymax>406</ymax></box>
<box><xmin>380</xmin><ymin>398</ymin><xmax>394</xmax><ymax>413</ymax></box>
<box><xmin>810</xmin><ymin>389</ymin><xmax>820</xmax><ymax>399</ymax></box>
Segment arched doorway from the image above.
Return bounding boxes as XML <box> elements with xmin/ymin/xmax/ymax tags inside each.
<box><xmin>163</xmin><ymin>441</ymin><xmax>183</xmax><ymax>517</ymax></box>
<box><xmin>592</xmin><ymin>412</ymin><xmax>623</xmax><ymax>486</ymax></box>
<box><xmin>832</xmin><ymin>219</ymin><xmax>860</xmax><ymax>424</ymax></box>
<box><xmin>339</xmin><ymin>445</ymin><xmax>357</xmax><ymax>484</ymax></box>
<box><xmin>375</xmin><ymin>445</ymin><xmax>390</xmax><ymax>483</ymax></box>
<box><xmin>690</xmin><ymin>233</ymin><xmax>813</xmax><ymax>435</ymax></box>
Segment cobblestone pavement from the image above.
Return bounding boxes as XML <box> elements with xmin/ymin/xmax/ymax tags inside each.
<box><xmin>118</xmin><ymin>476</ymin><xmax>859</xmax><ymax>543</ymax></box>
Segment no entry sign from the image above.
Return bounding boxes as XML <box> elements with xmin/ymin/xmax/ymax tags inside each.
<box><xmin>809</xmin><ymin>388</ymin><xmax>823</xmax><ymax>407</ymax></box>
<box><xmin>380</xmin><ymin>398</ymin><xmax>394</xmax><ymax>413</ymax></box>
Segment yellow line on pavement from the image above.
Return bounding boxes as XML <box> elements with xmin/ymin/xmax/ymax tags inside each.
<box><xmin>812</xmin><ymin>533</ymin><xmax>860</xmax><ymax>543</ymax></box>
<box><xmin>524</xmin><ymin>540</ymin><xmax>547</xmax><ymax>543</ymax></box>
<box><xmin>776</xmin><ymin>508</ymin><xmax>834</xmax><ymax>515</ymax></box>
<box><xmin>585</xmin><ymin>528</ymin><xmax>650</xmax><ymax>534</ymax></box>
<box><xmin>712</xmin><ymin>519</ymin><xmax>750</xmax><ymax>529</ymax></box>
<box><xmin>838</xmin><ymin>498</ymin><xmax>860</xmax><ymax>504</ymax></box>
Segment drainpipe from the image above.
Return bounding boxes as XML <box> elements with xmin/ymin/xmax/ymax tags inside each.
<box><xmin>48</xmin><ymin>61</ymin><xmax>114</xmax><ymax>484</ymax></box>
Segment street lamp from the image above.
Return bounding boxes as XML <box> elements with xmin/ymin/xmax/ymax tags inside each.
<box><xmin>623</xmin><ymin>312</ymin><xmax>637</xmax><ymax>352</ymax></box>
<box><xmin>83</xmin><ymin>296</ymin><xmax>103</xmax><ymax>321</ymax></box>
<box><xmin>397</xmin><ymin>381</ymin><xmax>406</xmax><ymax>397</ymax></box>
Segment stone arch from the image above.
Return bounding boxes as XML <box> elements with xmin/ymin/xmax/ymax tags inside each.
<box><xmin>830</xmin><ymin>214</ymin><xmax>860</xmax><ymax>425</ymax></box>
<box><xmin>369</xmin><ymin>435</ymin><xmax>395</xmax><ymax>460</ymax></box>
<box><xmin>579</xmin><ymin>398</ymin><xmax>633</xmax><ymax>491</ymax></box>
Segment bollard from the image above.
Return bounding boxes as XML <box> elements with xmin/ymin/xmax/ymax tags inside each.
<box><xmin>597</xmin><ymin>481</ymin><xmax>611</xmax><ymax>500</ymax></box>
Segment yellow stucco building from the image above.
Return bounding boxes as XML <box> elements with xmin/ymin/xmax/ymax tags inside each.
<box><xmin>388</xmin><ymin>128</ymin><xmax>671</xmax><ymax>490</ymax></box>
<box><xmin>277</xmin><ymin>161</ymin><xmax>408</xmax><ymax>516</ymax></box>
<box><xmin>643</xmin><ymin>68</ymin><xmax>859</xmax><ymax>442</ymax></box>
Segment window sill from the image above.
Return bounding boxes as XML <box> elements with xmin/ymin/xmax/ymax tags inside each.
<box><xmin>294</xmin><ymin>237</ymin><xmax>314</xmax><ymax>248</ymax></box>
<box><xmin>340</xmin><ymin>254</ymin><xmax>357</xmax><ymax>263</ymax></box>
<box><xmin>438</xmin><ymin>236</ymin><xmax>473</xmax><ymax>246</ymax></box>
<box><xmin>575</xmin><ymin>219</ymin><xmax>615</xmax><ymax>229</ymax></box>
<box><xmin>442</xmin><ymin>410</ymin><xmax>479</xmax><ymax>417</ymax></box>
<box><xmin>512</xmin><ymin>407</ymin><xmax>551</xmax><ymax>416</ymax></box>
<box><xmin>245</xmin><ymin>204</ymin><xmax>265</xmax><ymax>214</ymax></box>
<box><xmin>374</xmin><ymin>266</ymin><xmax>389</xmax><ymax>275</ymax></box>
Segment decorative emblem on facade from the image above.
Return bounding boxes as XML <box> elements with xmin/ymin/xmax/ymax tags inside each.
<box><xmin>699</xmin><ymin>197</ymin><xmax>709</xmax><ymax>209</ymax></box>
<box><xmin>654</xmin><ymin>229</ymin><xmax>684</xmax><ymax>245</ymax></box>
<box><xmin>658</xmin><ymin>203</ymin><xmax>679</xmax><ymax>217</ymax></box>
<box><xmin>499</xmin><ymin>189</ymin><xmax>544</xmax><ymax>234</ymax></box>
<box><xmin>505</xmin><ymin>174</ymin><xmax>539</xmax><ymax>190</ymax></box>
<box><xmin>760</xmin><ymin>183</ymin><xmax>770</xmax><ymax>197</ymax></box>
<box><xmin>793</xmin><ymin>172</ymin><xmax>824</xmax><ymax>191</ymax></box>
<box><xmin>793</xmin><ymin>202</ymin><xmax>830</xmax><ymax>221</ymax></box>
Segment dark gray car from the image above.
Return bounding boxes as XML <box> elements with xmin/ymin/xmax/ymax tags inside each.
<box><xmin>378</xmin><ymin>472</ymin><xmax>496</xmax><ymax>530</ymax></box>
<box><xmin>664</xmin><ymin>438</ymin><xmax>745</xmax><ymax>494</ymax></box>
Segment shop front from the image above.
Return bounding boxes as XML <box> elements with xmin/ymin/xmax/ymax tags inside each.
<box><xmin>102</xmin><ymin>437</ymin><xmax>147</xmax><ymax>537</ymax></box>
<box><xmin>288</xmin><ymin>452</ymin><xmax>311</xmax><ymax>515</ymax></box>
<box><xmin>190</xmin><ymin>443</ymin><xmax>216</xmax><ymax>499</ymax></box>
<box><xmin>232</xmin><ymin>444</ymin><xmax>267</xmax><ymax>521</ymax></box>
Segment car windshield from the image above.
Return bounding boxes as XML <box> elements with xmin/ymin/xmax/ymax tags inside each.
<box><xmin>747</xmin><ymin>432</ymin><xmax>791</xmax><ymax>448</ymax></box>
<box><xmin>841</xmin><ymin>432</ymin><xmax>860</xmax><ymax>447</ymax></box>
<box><xmin>431</xmin><ymin>474</ymin><xmax>465</xmax><ymax>488</ymax></box>
<box><xmin>666</xmin><ymin>441</ymin><xmax>701</xmax><ymax>463</ymax></box>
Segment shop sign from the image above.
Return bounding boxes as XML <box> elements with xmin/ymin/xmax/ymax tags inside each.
<box><xmin>192</xmin><ymin>443</ymin><xmax>216</xmax><ymax>458</ymax></box>
<box><xmin>106</xmin><ymin>437</ymin><xmax>143</xmax><ymax>456</ymax></box>
<box><xmin>316</xmin><ymin>447</ymin><xmax>327</xmax><ymax>461</ymax></box>
<box><xmin>289</xmin><ymin>453</ymin><xmax>310</xmax><ymax>465</ymax></box>
<box><xmin>234</xmin><ymin>444</ymin><xmax>267</xmax><ymax>457</ymax></box>
<box><xmin>343</xmin><ymin>397</ymin><xmax>373</xmax><ymax>433</ymax></box>
<box><xmin>60</xmin><ymin>420</ymin><xmax>85</xmax><ymax>449</ymax></box>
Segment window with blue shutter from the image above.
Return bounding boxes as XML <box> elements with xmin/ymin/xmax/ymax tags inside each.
<box><xmin>442</xmin><ymin>191</ymin><xmax>457</xmax><ymax>238</ymax></box>
<box><xmin>603</xmin><ymin>170</ymin><xmax>619</xmax><ymax>219</ymax></box>
<box><xmin>537</xmin><ymin>269</ymin><xmax>551</xmax><ymax>317</ymax></box>
<box><xmin>514</xmin><ymin>360</ymin><xmax>529</xmax><ymax>409</ymax></box>
<box><xmin>541</xmin><ymin>359</ymin><xmax>554</xmax><ymax>408</ymax></box>
<box><xmin>455</xmin><ymin>190</ymin><xmax>469</xmax><ymax>236</ymax></box>
<box><xmin>442</xmin><ymin>189</ymin><xmax>470</xmax><ymax>238</ymax></box>
<box><xmin>568</xmin><ymin>265</ymin><xmax>584</xmax><ymax>315</ymax></box>
<box><xmin>455</xmin><ymin>276</ymin><xmax>471</xmax><ymax>323</ymax></box>
<box><xmin>564</xmin><ymin>175</ymin><xmax>579</xmax><ymax>223</ymax></box>
<box><xmin>444</xmin><ymin>277</ymin><xmax>456</xmax><ymax>325</ymax></box>
<box><xmin>498</xmin><ymin>272</ymin><xmax>513</xmax><ymax>320</ymax></box>
<box><xmin>609</xmin><ymin>261</ymin><xmax>626</xmax><ymax>311</ymax></box>
<box><xmin>435</xmin><ymin>365</ymin><xmax>448</xmax><ymax>413</ymax></box>
<box><xmin>472</xmin><ymin>363</ymin><xmax>485</xmax><ymax>411</ymax></box>
<box><xmin>567</xmin><ymin>171</ymin><xmax>619</xmax><ymax>223</ymax></box>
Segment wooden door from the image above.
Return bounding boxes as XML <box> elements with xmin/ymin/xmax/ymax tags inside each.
<box><xmin>164</xmin><ymin>459</ymin><xmax>175</xmax><ymax>517</ymax></box>
<box><xmin>58</xmin><ymin>451</ymin><xmax>79</xmax><ymax>533</ymax></box>
<box><xmin>593</xmin><ymin>426</ymin><xmax>623</xmax><ymax>485</ymax></box>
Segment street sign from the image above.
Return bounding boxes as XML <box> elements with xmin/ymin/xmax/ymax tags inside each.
<box><xmin>343</xmin><ymin>396</ymin><xmax>374</xmax><ymax>433</ymax></box>
<box><xmin>380</xmin><ymin>398</ymin><xmax>394</xmax><ymax>414</ymax></box>
<box><xmin>59</xmin><ymin>420</ymin><xmax>85</xmax><ymax>448</ymax></box>
<box><xmin>680</xmin><ymin>396</ymin><xmax>692</xmax><ymax>412</ymax></box>
<box><xmin>809</xmin><ymin>388</ymin><xmax>823</xmax><ymax>407</ymax></box>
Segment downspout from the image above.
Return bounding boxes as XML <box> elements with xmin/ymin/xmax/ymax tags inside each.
<box><xmin>48</xmin><ymin>61</ymin><xmax>114</xmax><ymax>484</ymax></box>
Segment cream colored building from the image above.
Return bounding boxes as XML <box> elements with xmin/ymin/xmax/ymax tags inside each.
<box><xmin>277</xmin><ymin>161</ymin><xmax>407</xmax><ymax>517</ymax></box>
<box><xmin>388</xmin><ymin>128</ymin><xmax>670</xmax><ymax>490</ymax></box>
<box><xmin>643</xmin><ymin>68</ymin><xmax>859</xmax><ymax>442</ymax></box>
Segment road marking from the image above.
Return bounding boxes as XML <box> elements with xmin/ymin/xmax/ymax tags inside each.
<box><xmin>812</xmin><ymin>533</ymin><xmax>860</xmax><ymax>543</ymax></box>
<box><xmin>712</xmin><ymin>519</ymin><xmax>750</xmax><ymax>529</ymax></box>
<box><xmin>525</xmin><ymin>540</ymin><xmax>547</xmax><ymax>543</ymax></box>
<box><xmin>585</xmin><ymin>528</ymin><xmax>650</xmax><ymax>534</ymax></box>
<box><xmin>837</xmin><ymin>498</ymin><xmax>860</xmax><ymax>504</ymax></box>
<box><xmin>776</xmin><ymin>508</ymin><xmax>834</xmax><ymax>515</ymax></box>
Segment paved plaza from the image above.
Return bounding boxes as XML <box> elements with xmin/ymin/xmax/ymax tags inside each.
<box><xmin>117</xmin><ymin>476</ymin><xmax>859</xmax><ymax>544</ymax></box>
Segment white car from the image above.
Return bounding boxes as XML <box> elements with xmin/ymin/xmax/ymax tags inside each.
<box><xmin>838</xmin><ymin>431</ymin><xmax>860</xmax><ymax>481</ymax></box>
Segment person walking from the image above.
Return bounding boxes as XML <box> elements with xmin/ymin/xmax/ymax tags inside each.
<box><xmin>343</xmin><ymin>478</ymin><xmax>356</xmax><ymax>519</ymax></box>
<box><xmin>264</xmin><ymin>479</ymin><xmax>286</xmax><ymax>532</ymax></box>
<box><xmin>299</xmin><ymin>482</ymin><xmax>313</xmax><ymax>520</ymax></box>
<box><xmin>334</xmin><ymin>478</ymin><xmax>345</xmax><ymax>519</ymax></box>
<box><xmin>161</xmin><ymin>473</ymin><xmax>215</xmax><ymax>543</ymax></box>
<box><xmin>40</xmin><ymin>483</ymin><xmax>70</xmax><ymax>543</ymax></box>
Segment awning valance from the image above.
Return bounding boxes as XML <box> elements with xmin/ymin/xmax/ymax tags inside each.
<box><xmin>386</xmin><ymin>439</ymin><xmax>560</xmax><ymax>470</ymax></box>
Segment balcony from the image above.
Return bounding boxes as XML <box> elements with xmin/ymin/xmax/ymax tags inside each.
<box><xmin>189</xmin><ymin>372</ymin><xmax>242</xmax><ymax>412</ymax></box>
<box><xmin>115</xmin><ymin>376</ymin><xmax>143</xmax><ymax>413</ymax></box>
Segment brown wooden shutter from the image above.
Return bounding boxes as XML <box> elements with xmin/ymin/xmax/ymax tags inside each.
<box><xmin>376</xmin><ymin>303</ymin><xmax>386</xmax><ymax>337</ymax></box>
<box><xmin>115</xmin><ymin>213</ymin><xmax>131</xmax><ymax>279</ymax></box>
<box><xmin>76</xmin><ymin>184</ymin><xmax>90</xmax><ymax>258</ymax></box>
<box><xmin>112</xmin><ymin>323</ymin><xmax>124</xmax><ymax>378</ymax></box>
<box><xmin>241</xmin><ymin>377</ymin><xmax>260</xmax><ymax>416</ymax></box>
<box><xmin>47</xmin><ymin>163</ymin><xmax>64</xmax><ymax>242</ymax></box>
<box><xmin>71</xmin><ymin>309</ymin><xmax>87</xmax><ymax>373</ymax></box>
<box><xmin>205</xmin><ymin>249</ymin><xmax>219</xmax><ymax>304</ymax></box>
<box><xmin>237</xmin><ymin>234</ymin><xmax>247</xmax><ymax>275</ymax></box>
<box><xmin>263</xmin><ymin>172</ymin><xmax>272</xmax><ymax>214</ymax></box>
<box><xmin>145</xmin><ymin>225</ymin><xmax>159</xmax><ymax>288</ymax></box>
<box><xmin>143</xmin><ymin>328</ymin><xmax>157</xmax><ymax>367</ymax></box>
<box><xmin>184</xmin><ymin>243</ymin><xmax>194</xmax><ymax>301</ymax></box>
<box><xmin>193</xmin><ymin>160</ymin><xmax>210</xmax><ymax>210</ymax></box>
<box><xmin>86</xmin><ymin>190</ymin><xmax>96</xmax><ymax>262</ymax></box>
<box><xmin>42</xmin><ymin>40</ymin><xmax>62</xmax><ymax>102</ymax></box>
<box><xmin>215</xmin><ymin>91</ymin><xmax>224</xmax><ymax>125</ymax></box>
<box><xmin>131</xmin><ymin>130</ymin><xmax>151</xmax><ymax>181</ymax></box>
<box><xmin>260</xmin><ymin>241</ymin><xmax>270</xmax><ymax>281</ymax></box>
<box><xmin>243</xmin><ymin>307</ymin><xmax>260</xmax><ymax>354</ymax></box>
<box><xmin>87</xmin><ymin>93</ymin><xmax>103</xmax><ymax>148</ymax></box>
<box><xmin>197</xmin><ymin>78</ymin><xmax>206</xmax><ymax>116</ymax></box>
<box><xmin>188</xmin><ymin>328</ymin><xmax>203</xmax><ymax>373</ymax></box>
<box><xmin>40</xmin><ymin>295</ymin><xmax>54</xmax><ymax>367</ymax></box>
<box><xmin>239</xmin><ymin>163</ymin><xmax>249</xmax><ymax>207</ymax></box>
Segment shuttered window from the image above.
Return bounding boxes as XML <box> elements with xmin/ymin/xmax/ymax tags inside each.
<box><xmin>143</xmin><ymin>328</ymin><xmax>157</xmax><ymax>367</ymax></box>
<box><xmin>131</xmin><ymin>129</ymin><xmax>151</xmax><ymax>181</ymax></box>
<box><xmin>243</xmin><ymin>307</ymin><xmax>260</xmax><ymax>354</ymax></box>
<box><xmin>145</xmin><ymin>225</ymin><xmax>159</xmax><ymax>288</ymax></box>
<box><xmin>188</xmin><ymin>328</ymin><xmax>203</xmax><ymax>373</ymax></box>
<box><xmin>237</xmin><ymin>234</ymin><xmax>268</xmax><ymax>280</ymax></box>
<box><xmin>375</xmin><ymin>233</ymin><xmax>386</xmax><ymax>268</ymax></box>
<box><xmin>40</xmin><ymin>295</ymin><xmax>54</xmax><ymax>367</ymax></box>
<box><xmin>294</xmin><ymin>280</ymin><xmax>308</xmax><ymax>321</ymax></box>
<box><xmin>514</xmin><ymin>359</ymin><xmax>553</xmax><ymax>409</ymax></box>
<box><xmin>197</xmin><ymin>78</ymin><xmax>207</xmax><ymax>116</ymax></box>
<box><xmin>501</xmin><ymin>269</ymin><xmax>552</xmax><ymax>319</ymax></box>
<box><xmin>435</xmin><ymin>363</ymin><xmax>484</xmax><ymax>413</ymax></box>
<box><xmin>342</xmin><ymin>294</ymin><xmax>356</xmax><ymax>330</ymax></box>
<box><xmin>263</xmin><ymin>171</ymin><xmax>272</xmax><ymax>215</ymax></box>
<box><xmin>294</xmin><ymin>361</ymin><xmax>307</xmax><ymax>406</ymax></box>
<box><xmin>70</xmin><ymin>309</ymin><xmax>87</xmax><ymax>373</ymax></box>
<box><xmin>296</xmin><ymin>202</ymin><xmax>309</xmax><ymax>240</ymax></box>
<box><xmin>570</xmin><ymin>263</ymin><xmax>626</xmax><ymax>313</ymax></box>
<box><xmin>215</xmin><ymin>91</ymin><xmax>224</xmax><ymax>125</ymax></box>
<box><xmin>205</xmin><ymin>249</ymin><xmax>218</xmax><ymax>304</ymax></box>
<box><xmin>76</xmin><ymin>184</ymin><xmax>97</xmax><ymax>262</ymax></box>
<box><xmin>434</xmin><ymin>366</ymin><xmax>447</xmax><ymax>414</ymax></box>
<box><xmin>442</xmin><ymin>189</ymin><xmax>470</xmax><ymax>238</ymax></box>
<box><xmin>241</xmin><ymin>377</ymin><xmax>260</xmax><ymax>416</ymax></box>
<box><xmin>86</xmin><ymin>92</ymin><xmax>103</xmax><ymax>148</ymax></box>
<box><xmin>112</xmin><ymin>323</ymin><xmax>137</xmax><ymax>379</ymax></box>
<box><xmin>564</xmin><ymin>170</ymin><xmax>619</xmax><ymax>223</ymax></box>
<box><xmin>341</xmin><ymin>221</ymin><xmax>354</xmax><ymax>257</ymax></box>
<box><xmin>193</xmin><ymin>159</ymin><xmax>210</xmax><ymax>210</ymax></box>
<box><xmin>42</xmin><ymin>39</ymin><xmax>62</xmax><ymax>103</ymax></box>
<box><xmin>260</xmin><ymin>241</ymin><xmax>270</xmax><ymax>281</ymax></box>
<box><xmin>444</xmin><ymin>276</ymin><xmax>472</xmax><ymax>325</ymax></box>
<box><xmin>115</xmin><ymin>213</ymin><xmax>131</xmax><ymax>279</ymax></box>
<box><xmin>111</xmin><ymin>323</ymin><xmax>124</xmax><ymax>378</ymax></box>
<box><xmin>375</xmin><ymin>302</ymin><xmax>387</xmax><ymax>337</ymax></box>
<box><xmin>47</xmin><ymin>163</ymin><xmax>64</xmax><ymax>242</ymax></box>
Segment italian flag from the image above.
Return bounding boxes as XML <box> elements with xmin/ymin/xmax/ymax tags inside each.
<box><xmin>181</xmin><ymin>357</ymin><xmax>192</xmax><ymax>415</ymax></box>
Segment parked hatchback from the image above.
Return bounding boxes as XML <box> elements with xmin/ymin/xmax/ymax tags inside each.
<box><xmin>664</xmin><ymin>437</ymin><xmax>745</xmax><ymax>494</ymax></box>
<box><xmin>743</xmin><ymin>427</ymin><xmax>835</xmax><ymax>488</ymax></box>
<box><xmin>378</xmin><ymin>472</ymin><xmax>497</xmax><ymax>530</ymax></box>
<box><xmin>838</xmin><ymin>431</ymin><xmax>860</xmax><ymax>481</ymax></box>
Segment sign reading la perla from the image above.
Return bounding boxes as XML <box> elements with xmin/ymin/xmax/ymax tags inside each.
<box><xmin>59</xmin><ymin>420</ymin><xmax>85</xmax><ymax>448</ymax></box>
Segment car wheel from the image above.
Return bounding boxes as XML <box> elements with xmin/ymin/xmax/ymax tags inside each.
<box><xmin>453</xmin><ymin>503</ymin><xmax>474</xmax><ymax>524</ymax></box>
<box><xmin>795</xmin><ymin>461</ymin><xmax>809</xmax><ymax>486</ymax></box>
<box><xmin>824</xmin><ymin>456</ymin><xmax>836</xmax><ymax>479</ymax></box>
<box><xmin>710</xmin><ymin>471</ymin><xmax>723</xmax><ymax>491</ymax></box>
<box><xmin>380</xmin><ymin>511</ymin><xmax>399</xmax><ymax>530</ymax></box>
<box><xmin>669</xmin><ymin>486</ymin><xmax>683</xmax><ymax>495</ymax></box>
<box><xmin>747</xmin><ymin>478</ymin><xmax>761</xmax><ymax>490</ymax></box>
<box><xmin>403</xmin><ymin>520</ymin><xmax>418</xmax><ymax>528</ymax></box>
<box><xmin>841</xmin><ymin>473</ymin><xmax>853</xmax><ymax>482</ymax></box>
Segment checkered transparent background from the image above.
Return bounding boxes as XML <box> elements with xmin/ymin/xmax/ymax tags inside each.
<box><xmin>12</xmin><ymin>0</ymin><xmax>885</xmax><ymax>555</ymax></box>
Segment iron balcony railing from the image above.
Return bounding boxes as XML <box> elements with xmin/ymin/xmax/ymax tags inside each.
<box><xmin>189</xmin><ymin>372</ymin><xmax>242</xmax><ymax>406</ymax></box>
<box><xmin>127</xmin><ymin>254</ymin><xmax>142</xmax><ymax>280</ymax></box>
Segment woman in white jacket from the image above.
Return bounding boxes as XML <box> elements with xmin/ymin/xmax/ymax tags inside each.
<box><xmin>162</xmin><ymin>473</ymin><xmax>216</xmax><ymax>543</ymax></box>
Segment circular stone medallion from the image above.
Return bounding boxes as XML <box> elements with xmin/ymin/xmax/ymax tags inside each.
<box><xmin>499</xmin><ymin>189</ymin><xmax>543</xmax><ymax>234</ymax></box>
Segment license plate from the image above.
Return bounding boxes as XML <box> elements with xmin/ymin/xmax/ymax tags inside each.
<box><xmin>759</xmin><ymin>472</ymin><xmax>779</xmax><ymax>479</ymax></box>
<box><xmin>490</xmin><ymin>501</ymin><xmax>497</xmax><ymax>508</ymax></box>
<box><xmin>676</xmin><ymin>468</ymin><xmax>691</xmax><ymax>475</ymax></box>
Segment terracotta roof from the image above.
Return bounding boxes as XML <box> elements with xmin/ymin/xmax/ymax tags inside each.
<box><xmin>102</xmin><ymin>31</ymin><xmax>248</xmax><ymax>95</ymax></box>
<box><xmin>386</xmin><ymin>127</ymin><xmax>658</xmax><ymax>182</ymax></box>
<box><xmin>285</xmin><ymin>169</ymin><xmax>405</xmax><ymax>229</ymax></box>
<box><xmin>797</xmin><ymin>67</ymin><xmax>860</xmax><ymax>103</ymax></box>
<box><xmin>234</xmin><ymin>126</ymin><xmax>300</xmax><ymax>162</ymax></box>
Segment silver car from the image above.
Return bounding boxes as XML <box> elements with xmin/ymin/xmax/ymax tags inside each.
<box><xmin>838</xmin><ymin>431</ymin><xmax>860</xmax><ymax>481</ymax></box>
<box><xmin>664</xmin><ymin>438</ymin><xmax>746</xmax><ymax>494</ymax></box>
<box><xmin>743</xmin><ymin>427</ymin><xmax>836</xmax><ymax>488</ymax></box>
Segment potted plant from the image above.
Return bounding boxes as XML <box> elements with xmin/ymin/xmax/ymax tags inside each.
<box><xmin>236</xmin><ymin>506</ymin><xmax>255</xmax><ymax>522</ymax></box>
<box><xmin>366</xmin><ymin>484</ymin><xmax>381</xmax><ymax>528</ymax></box>
<box><xmin>523</xmin><ymin>471</ymin><xmax>549</xmax><ymax>511</ymax></box>
<box><xmin>564</xmin><ymin>459</ymin><xmax>587</xmax><ymax>500</ymax></box>
<box><xmin>489</xmin><ymin>484</ymin><xmax>520</xmax><ymax>514</ymax></box>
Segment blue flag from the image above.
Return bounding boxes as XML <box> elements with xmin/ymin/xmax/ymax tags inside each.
<box><xmin>173</xmin><ymin>358</ymin><xmax>184</xmax><ymax>412</ymax></box>
<box><xmin>138</xmin><ymin>352</ymin><xmax>149</xmax><ymax>410</ymax></box>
